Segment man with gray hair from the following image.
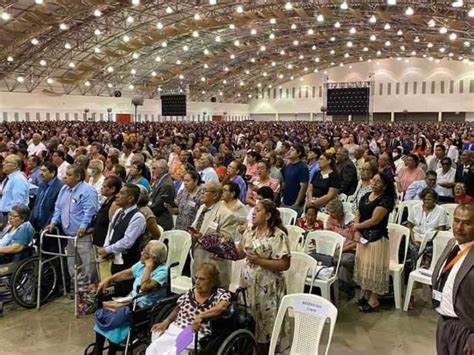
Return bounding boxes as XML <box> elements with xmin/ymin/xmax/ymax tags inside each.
<box><xmin>149</xmin><ymin>159</ymin><xmax>175</xmax><ymax>230</ymax></box>
<box><xmin>196</xmin><ymin>153</ymin><xmax>219</xmax><ymax>184</ymax></box>
<box><xmin>336</xmin><ymin>148</ymin><xmax>358</xmax><ymax>196</ymax></box>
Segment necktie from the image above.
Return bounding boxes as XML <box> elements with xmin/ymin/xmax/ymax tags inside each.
<box><xmin>432</xmin><ymin>245</ymin><xmax>460</xmax><ymax>308</ymax></box>
<box><xmin>37</xmin><ymin>184</ymin><xmax>50</xmax><ymax>221</ymax></box>
<box><xmin>1</xmin><ymin>176</ymin><xmax>9</xmax><ymax>194</ymax></box>
<box><xmin>62</xmin><ymin>188</ymin><xmax>73</xmax><ymax>229</ymax></box>
<box><xmin>112</xmin><ymin>210</ymin><xmax>126</xmax><ymax>230</ymax></box>
<box><xmin>195</xmin><ymin>207</ymin><xmax>210</xmax><ymax>232</ymax></box>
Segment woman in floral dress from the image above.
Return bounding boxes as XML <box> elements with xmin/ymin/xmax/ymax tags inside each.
<box><xmin>236</xmin><ymin>199</ymin><xmax>291</xmax><ymax>355</ymax></box>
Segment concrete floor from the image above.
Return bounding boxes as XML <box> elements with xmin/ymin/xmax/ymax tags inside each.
<box><xmin>0</xmin><ymin>288</ymin><xmax>437</xmax><ymax>355</ymax></box>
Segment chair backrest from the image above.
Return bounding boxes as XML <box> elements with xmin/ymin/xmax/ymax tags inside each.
<box><xmin>229</xmin><ymin>259</ymin><xmax>246</xmax><ymax>293</ymax></box>
<box><xmin>387</xmin><ymin>223</ymin><xmax>410</xmax><ymax>266</ymax></box>
<box><xmin>338</xmin><ymin>193</ymin><xmax>348</xmax><ymax>202</ymax></box>
<box><xmin>304</xmin><ymin>231</ymin><xmax>345</xmax><ymax>277</ymax></box>
<box><xmin>342</xmin><ymin>202</ymin><xmax>354</xmax><ymax>214</ymax></box>
<box><xmin>285</xmin><ymin>225</ymin><xmax>306</xmax><ymax>252</ymax></box>
<box><xmin>285</xmin><ymin>252</ymin><xmax>319</xmax><ymax>294</ymax></box>
<box><xmin>416</xmin><ymin>230</ymin><xmax>454</xmax><ymax>271</ymax></box>
<box><xmin>157</xmin><ymin>225</ymin><xmax>164</xmax><ymax>238</ymax></box>
<box><xmin>160</xmin><ymin>230</ymin><xmax>192</xmax><ymax>278</ymax></box>
<box><xmin>317</xmin><ymin>212</ymin><xmax>329</xmax><ymax>228</ymax></box>
<box><xmin>396</xmin><ymin>200</ymin><xmax>422</xmax><ymax>224</ymax></box>
<box><xmin>441</xmin><ymin>203</ymin><xmax>459</xmax><ymax>229</ymax></box>
<box><xmin>278</xmin><ymin>207</ymin><xmax>298</xmax><ymax>226</ymax></box>
<box><xmin>269</xmin><ymin>293</ymin><xmax>338</xmax><ymax>355</ymax></box>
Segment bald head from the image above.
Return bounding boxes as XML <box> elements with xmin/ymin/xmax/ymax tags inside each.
<box><xmin>201</xmin><ymin>181</ymin><xmax>223</xmax><ymax>206</ymax></box>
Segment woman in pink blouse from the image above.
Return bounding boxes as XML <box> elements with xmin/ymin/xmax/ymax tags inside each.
<box><xmin>246</xmin><ymin>160</ymin><xmax>280</xmax><ymax>206</ymax></box>
<box><xmin>396</xmin><ymin>154</ymin><xmax>425</xmax><ymax>197</ymax></box>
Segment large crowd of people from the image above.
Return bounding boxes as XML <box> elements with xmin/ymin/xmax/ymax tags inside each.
<box><xmin>0</xmin><ymin>120</ymin><xmax>472</xmax><ymax>354</ymax></box>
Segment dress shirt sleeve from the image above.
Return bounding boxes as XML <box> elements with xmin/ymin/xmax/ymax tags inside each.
<box><xmin>105</xmin><ymin>213</ymin><xmax>146</xmax><ymax>254</ymax></box>
<box><xmin>11</xmin><ymin>178</ymin><xmax>30</xmax><ymax>207</ymax></box>
<box><xmin>404</xmin><ymin>181</ymin><xmax>418</xmax><ymax>201</ymax></box>
<box><xmin>79</xmin><ymin>187</ymin><xmax>98</xmax><ymax>230</ymax></box>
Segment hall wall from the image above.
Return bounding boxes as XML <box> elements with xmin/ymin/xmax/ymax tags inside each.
<box><xmin>249</xmin><ymin>58</ymin><xmax>474</xmax><ymax>122</ymax></box>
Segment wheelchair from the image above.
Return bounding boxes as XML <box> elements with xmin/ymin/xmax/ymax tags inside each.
<box><xmin>151</xmin><ymin>287</ymin><xmax>257</xmax><ymax>355</ymax></box>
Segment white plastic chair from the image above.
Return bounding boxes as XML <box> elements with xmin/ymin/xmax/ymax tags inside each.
<box><xmin>171</xmin><ymin>249</ymin><xmax>193</xmax><ymax>294</ymax></box>
<box><xmin>157</xmin><ymin>225</ymin><xmax>164</xmax><ymax>238</ymax></box>
<box><xmin>229</xmin><ymin>259</ymin><xmax>246</xmax><ymax>292</ymax></box>
<box><xmin>285</xmin><ymin>225</ymin><xmax>306</xmax><ymax>252</ymax></box>
<box><xmin>441</xmin><ymin>203</ymin><xmax>458</xmax><ymax>229</ymax></box>
<box><xmin>396</xmin><ymin>200</ymin><xmax>422</xmax><ymax>225</ymax></box>
<box><xmin>342</xmin><ymin>202</ymin><xmax>354</xmax><ymax>214</ymax></box>
<box><xmin>304</xmin><ymin>231</ymin><xmax>345</xmax><ymax>302</ymax></box>
<box><xmin>338</xmin><ymin>193</ymin><xmax>348</xmax><ymax>202</ymax></box>
<box><xmin>285</xmin><ymin>252</ymin><xmax>319</xmax><ymax>295</ymax></box>
<box><xmin>318</xmin><ymin>212</ymin><xmax>329</xmax><ymax>228</ymax></box>
<box><xmin>159</xmin><ymin>230</ymin><xmax>191</xmax><ymax>279</ymax></box>
<box><xmin>387</xmin><ymin>223</ymin><xmax>410</xmax><ymax>309</ymax></box>
<box><xmin>403</xmin><ymin>230</ymin><xmax>454</xmax><ymax>311</ymax></box>
<box><xmin>278</xmin><ymin>207</ymin><xmax>298</xmax><ymax>225</ymax></box>
<box><xmin>269</xmin><ymin>294</ymin><xmax>338</xmax><ymax>355</ymax></box>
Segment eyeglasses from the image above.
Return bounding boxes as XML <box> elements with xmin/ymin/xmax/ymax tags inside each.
<box><xmin>203</xmin><ymin>189</ymin><xmax>216</xmax><ymax>193</ymax></box>
<box><xmin>441</xmin><ymin>162</ymin><xmax>450</xmax><ymax>166</ymax></box>
<box><xmin>222</xmin><ymin>188</ymin><xmax>231</xmax><ymax>192</ymax></box>
<box><xmin>8</xmin><ymin>214</ymin><xmax>20</xmax><ymax>219</ymax></box>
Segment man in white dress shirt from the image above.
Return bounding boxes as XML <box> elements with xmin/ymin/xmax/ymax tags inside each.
<box><xmin>432</xmin><ymin>204</ymin><xmax>474</xmax><ymax>355</ymax></box>
<box><xmin>196</xmin><ymin>153</ymin><xmax>219</xmax><ymax>184</ymax></box>
<box><xmin>52</xmin><ymin>150</ymin><xmax>70</xmax><ymax>181</ymax></box>
<box><xmin>27</xmin><ymin>133</ymin><xmax>47</xmax><ymax>156</ymax></box>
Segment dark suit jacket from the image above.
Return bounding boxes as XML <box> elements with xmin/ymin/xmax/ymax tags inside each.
<box><xmin>30</xmin><ymin>177</ymin><xmax>64</xmax><ymax>231</ymax></box>
<box><xmin>337</xmin><ymin>159</ymin><xmax>358</xmax><ymax>196</ymax></box>
<box><xmin>432</xmin><ymin>239</ymin><xmax>474</xmax><ymax>341</ymax></box>
<box><xmin>149</xmin><ymin>174</ymin><xmax>175</xmax><ymax>231</ymax></box>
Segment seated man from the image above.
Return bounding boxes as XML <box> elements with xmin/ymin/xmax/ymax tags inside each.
<box><xmin>326</xmin><ymin>200</ymin><xmax>357</xmax><ymax>299</ymax></box>
<box><xmin>146</xmin><ymin>263</ymin><xmax>230</xmax><ymax>355</ymax></box>
<box><xmin>93</xmin><ymin>240</ymin><xmax>168</xmax><ymax>355</ymax></box>
<box><xmin>404</xmin><ymin>170</ymin><xmax>443</xmax><ymax>201</ymax></box>
<box><xmin>0</xmin><ymin>204</ymin><xmax>35</xmax><ymax>264</ymax></box>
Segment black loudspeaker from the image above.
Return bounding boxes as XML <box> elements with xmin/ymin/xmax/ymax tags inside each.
<box><xmin>114</xmin><ymin>90</ymin><xmax>122</xmax><ymax>97</ymax></box>
<box><xmin>211</xmin><ymin>97</ymin><xmax>217</xmax><ymax>102</ymax></box>
<box><xmin>327</xmin><ymin>87</ymin><xmax>369</xmax><ymax>116</ymax></box>
<box><xmin>161</xmin><ymin>94</ymin><xmax>187</xmax><ymax>116</ymax></box>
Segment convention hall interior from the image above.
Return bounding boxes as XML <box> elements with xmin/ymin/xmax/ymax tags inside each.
<box><xmin>0</xmin><ymin>0</ymin><xmax>473</xmax><ymax>354</ymax></box>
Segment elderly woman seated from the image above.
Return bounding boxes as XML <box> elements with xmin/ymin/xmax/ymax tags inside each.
<box><xmin>0</xmin><ymin>204</ymin><xmax>35</xmax><ymax>265</ymax></box>
<box><xmin>92</xmin><ymin>241</ymin><xmax>168</xmax><ymax>355</ymax></box>
<box><xmin>325</xmin><ymin>200</ymin><xmax>357</xmax><ymax>299</ymax></box>
<box><xmin>146</xmin><ymin>263</ymin><xmax>231</xmax><ymax>355</ymax></box>
<box><xmin>454</xmin><ymin>183</ymin><xmax>474</xmax><ymax>204</ymax></box>
<box><xmin>296</xmin><ymin>203</ymin><xmax>324</xmax><ymax>231</ymax></box>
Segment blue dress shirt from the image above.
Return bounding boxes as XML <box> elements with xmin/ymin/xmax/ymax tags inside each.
<box><xmin>51</xmin><ymin>181</ymin><xmax>98</xmax><ymax>236</ymax></box>
<box><xmin>0</xmin><ymin>171</ymin><xmax>29</xmax><ymax>213</ymax></box>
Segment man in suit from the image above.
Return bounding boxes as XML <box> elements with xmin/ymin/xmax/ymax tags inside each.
<box><xmin>432</xmin><ymin>204</ymin><xmax>474</xmax><ymax>355</ymax></box>
<box><xmin>336</xmin><ymin>148</ymin><xmax>358</xmax><ymax>196</ymax></box>
<box><xmin>149</xmin><ymin>159</ymin><xmax>175</xmax><ymax>231</ymax></box>
<box><xmin>190</xmin><ymin>181</ymin><xmax>237</xmax><ymax>288</ymax></box>
<box><xmin>455</xmin><ymin>150</ymin><xmax>473</xmax><ymax>186</ymax></box>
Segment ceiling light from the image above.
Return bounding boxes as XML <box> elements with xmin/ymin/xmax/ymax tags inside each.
<box><xmin>317</xmin><ymin>14</ymin><xmax>324</xmax><ymax>22</ymax></box>
<box><xmin>40</xmin><ymin>59</ymin><xmax>47</xmax><ymax>66</ymax></box>
<box><xmin>384</xmin><ymin>23</ymin><xmax>391</xmax><ymax>30</ymax></box>
<box><xmin>31</xmin><ymin>38</ymin><xmax>39</xmax><ymax>45</ymax></box>
<box><xmin>397</xmin><ymin>30</ymin><xmax>403</xmax><ymax>35</ymax></box>
<box><xmin>427</xmin><ymin>42</ymin><xmax>433</xmax><ymax>48</ymax></box>
<box><xmin>414</xmin><ymin>36</ymin><xmax>420</xmax><ymax>42</ymax></box>
<box><xmin>130</xmin><ymin>69</ymin><xmax>137</xmax><ymax>74</ymax></box>
<box><xmin>47</xmin><ymin>78</ymin><xmax>53</xmax><ymax>84</ymax></box>
<box><xmin>230</xmin><ymin>54</ymin><xmax>235</xmax><ymax>59</ymax></box>
<box><xmin>203</xmin><ymin>49</ymin><xmax>209</xmax><ymax>55</ymax></box>
<box><xmin>291</xmin><ymin>23</ymin><xmax>297</xmax><ymax>30</ymax></box>
<box><xmin>161</xmin><ymin>41</ymin><xmax>167</xmax><ymax>47</ymax></box>
<box><xmin>156</xmin><ymin>22</ymin><xmax>163</xmax><ymax>29</ymax></box>
<box><xmin>400</xmin><ymin>45</ymin><xmax>405</xmax><ymax>51</ymax></box>
<box><xmin>363</xmin><ymin>47</ymin><xmax>368</xmax><ymax>51</ymax></box>
<box><xmin>233</xmin><ymin>40</ymin><xmax>240</xmax><ymax>46</ymax></box>
<box><xmin>349</xmin><ymin>27</ymin><xmax>356</xmax><ymax>34</ymax></box>
<box><xmin>224</xmin><ymin>66</ymin><xmax>229</xmax><ymax>72</ymax></box>
<box><xmin>347</xmin><ymin>41</ymin><xmax>353</xmax><ymax>47</ymax></box>
<box><xmin>236</xmin><ymin>5</ymin><xmax>244</xmax><ymax>13</ymax></box>
<box><xmin>132</xmin><ymin>0</ymin><xmax>140</xmax><ymax>5</ymax></box>
<box><xmin>64</xmin><ymin>42</ymin><xmax>71</xmax><ymax>49</ymax></box>
<box><xmin>183</xmin><ymin>45</ymin><xmax>189</xmax><ymax>51</ymax></box>
<box><xmin>405</xmin><ymin>7</ymin><xmax>414</xmax><ymax>16</ymax></box>
<box><xmin>464</xmin><ymin>41</ymin><xmax>470</xmax><ymax>47</ymax></box>
<box><xmin>411</xmin><ymin>50</ymin><xmax>416</xmax><ymax>55</ymax></box>
<box><xmin>250</xmin><ymin>58</ymin><xmax>255</xmax><ymax>63</ymax></box>
<box><xmin>229</xmin><ymin>24</ymin><xmax>235</xmax><ymax>29</ymax></box>
<box><xmin>270</xmin><ymin>18</ymin><xmax>276</xmax><ymax>24</ymax></box>
<box><xmin>439</xmin><ymin>26</ymin><xmax>447</xmax><ymax>34</ymax></box>
<box><xmin>17</xmin><ymin>76</ymin><xmax>24</xmax><ymax>83</ymax></box>
<box><xmin>85</xmin><ymin>81</ymin><xmax>91</xmax><ymax>87</ymax></box>
<box><xmin>128</xmin><ymin>84</ymin><xmax>134</xmax><ymax>90</ymax></box>
<box><xmin>330</xmin><ymin>49</ymin><xmax>335</xmax><ymax>55</ymax></box>
<box><xmin>165</xmin><ymin>6</ymin><xmax>173</xmax><ymax>14</ymax></box>
<box><xmin>376</xmin><ymin>50</ymin><xmax>382</xmax><ymax>56</ymax></box>
<box><xmin>315</xmin><ymin>57</ymin><xmax>320</xmax><ymax>62</ymax></box>
<box><xmin>439</xmin><ymin>47</ymin><xmax>446</xmax><ymax>53</ymax></box>
<box><xmin>278</xmin><ymin>74</ymin><xmax>284</xmax><ymax>79</ymax></box>
<box><xmin>272</xmin><ymin>61</ymin><xmax>276</xmax><ymax>66</ymax></box>
<box><xmin>94</xmin><ymin>47</ymin><xmax>101</xmax><ymax>53</ymax></box>
<box><xmin>307</xmin><ymin>28</ymin><xmax>314</xmax><ymax>35</ymax></box>
<box><xmin>330</xmin><ymin>36</ymin><xmax>335</xmax><ymax>41</ymax></box>
<box><xmin>179</xmin><ymin>74</ymin><xmax>184</xmax><ymax>79</ymax></box>
<box><xmin>280</xmin><ymin>49</ymin><xmax>286</xmax><ymax>55</ymax></box>
<box><xmin>215</xmin><ymin>35</ymin><xmax>221</xmax><ymax>42</ymax></box>
<box><xmin>151</xmin><ymin>71</ymin><xmax>157</xmax><ymax>77</ymax></box>
<box><xmin>451</xmin><ymin>1</ymin><xmax>463</xmax><ymax>7</ymax></box>
<box><xmin>132</xmin><ymin>52</ymin><xmax>139</xmax><ymax>59</ymax></box>
<box><xmin>59</xmin><ymin>23</ymin><xmax>68</xmax><ymax>30</ymax></box>
<box><xmin>344</xmin><ymin>53</ymin><xmax>350</xmax><ymax>58</ymax></box>
<box><xmin>449</xmin><ymin>33</ymin><xmax>457</xmax><ymax>40</ymax></box>
<box><xmin>387</xmin><ymin>0</ymin><xmax>397</xmax><ymax>5</ymax></box>
<box><xmin>469</xmin><ymin>8</ymin><xmax>474</xmax><ymax>17</ymax></box>
<box><xmin>107</xmin><ymin>66</ymin><xmax>114</xmax><ymax>73</ymax></box>
<box><xmin>293</xmin><ymin>40</ymin><xmax>299</xmax><ymax>46</ymax></box>
<box><xmin>285</xmin><ymin>2</ymin><xmax>293</xmax><ymax>10</ymax></box>
<box><xmin>35</xmin><ymin>0</ymin><xmax>43</xmax><ymax>4</ymax></box>
<box><xmin>155</xmin><ymin>56</ymin><xmax>161</xmax><ymax>62</ymax></box>
<box><xmin>94</xmin><ymin>29</ymin><xmax>101</xmax><ymax>35</ymax></box>
<box><xmin>192</xmin><ymin>31</ymin><xmax>199</xmax><ymax>38</ymax></box>
<box><xmin>385</xmin><ymin>40</ymin><xmax>391</xmax><ymax>46</ymax></box>
<box><xmin>176</xmin><ymin>59</ymin><xmax>181</xmax><ymax>65</ymax></box>
<box><xmin>7</xmin><ymin>56</ymin><xmax>13</xmax><ymax>62</ymax></box>
<box><xmin>250</xmin><ymin>28</ymin><xmax>257</xmax><ymax>35</ymax></box>
<box><xmin>260</xmin><ymin>45</ymin><xmax>266</xmax><ymax>51</ymax></box>
<box><xmin>122</xmin><ymin>35</ymin><xmax>130</xmax><ymax>42</ymax></box>
<box><xmin>223</xmin><ymin>80</ymin><xmax>227</xmax><ymax>84</ymax></box>
<box><xmin>312</xmin><ymin>45</ymin><xmax>317</xmax><ymax>50</ymax></box>
<box><xmin>370</xmin><ymin>34</ymin><xmax>376</xmax><ymax>41</ymax></box>
<box><xmin>69</xmin><ymin>62</ymin><xmax>75</xmax><ymax>68</ymax></box>
<box><xmin>126</xmin><ymin>16</ymin><xmax>134</xmax><ymax>23</ymax></box>
<box><xmin>240</xmin><ymin>81</ymin><xmax>244</xmax><ymax>86</ymax></box>
<box><xmin>340</xmin><ymin>1</ymin><xmax>348</xmax><ymax>10</ymax></box>
<box><xmin>334</xmin><ymin>21</ymin><xmax>341</xmax><ymax>28</ymax></box>
<box><xmin>428</xmin><ymin>19</ymin><xmax>435</xmax><ymax>27</ymax></box>
<box><xmin>269</xmin><ymin>33</ymin><xmax>275</xmax><ymax>40</ymax></box>
<box><xmin>94</xmin><ymin>9</ymin><xmax>102</xmax><ymax>17</ymax></box>
<box><xmin>369</xmin><ymin>15</ymin><xmax>376</xmax><ymax>23</ymax></box>
<box><xmin>194</xmin><ymin>13</ymin><xmax>201</xmax><ymax>20</ymax></box>
<box><xmin>1</xmin><ymin>12</ymin><xmax>11</xmax><ymax>21</ymax></box>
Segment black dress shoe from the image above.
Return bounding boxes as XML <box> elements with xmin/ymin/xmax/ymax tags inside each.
<box><xmin>358</xmin><ymin>297</ymin><xmax>368</xmax><ymax>307</ymax></box>
<box><xmin>359</xmin><ymin>303</ymin><xmax>380</xmax><ymax>313</ymax></box>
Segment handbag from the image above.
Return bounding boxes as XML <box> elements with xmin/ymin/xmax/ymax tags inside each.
<box><xmin>360</xmin><ymin>229</ymin><xmax>384</xmax><ymax>243</ymax></box>
<box><xmin>308</xmin><ymin>252</ymin><xmax>334</xmax><ymax>267</ymax></box>
<box><xmin>197</xmin><ymin>232</ymin><xmax>239</xmax><ymax>260</ymax></box>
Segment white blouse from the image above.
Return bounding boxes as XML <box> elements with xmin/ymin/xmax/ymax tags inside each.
<box><xmin>408</xmin><ymin>204</ymin><xmax>449</xmax><ymax>242</ymax></box>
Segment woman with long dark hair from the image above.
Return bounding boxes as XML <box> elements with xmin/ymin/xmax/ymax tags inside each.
<box><xmin>306</xmin><ymin>152</ymin><xmax>340</xmax><ymax>212</ymax></box>
<box><xmin>353</xmin><ymin>172</ymin><xmax>396</xmax><ymax>312</ymax></box>
<box><xmin>236</xmin><ymin>199</ymin><xmax>291</xmax><ymax>355</ymax></box>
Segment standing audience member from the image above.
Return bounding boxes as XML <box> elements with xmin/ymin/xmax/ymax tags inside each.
<box><xmin>0</xmin><ymin>155</ymin><xmax>29</xmax><ymax>228</ymax></box>
<box><xmin>225</xmin><ymin>160</ymin><xmax>247</xmax><ymax>203</ymax></box>
<box><xmin>354</xmin><ymin>173</ymin><xmax>396</xmax><ymax>312</ymax></box>
<box><xmin>281</xmin><ymin>144</ymin><xmax>309</xmax><ymax>216</ymax></box>
<box><xmin>47</xmin><ymin>165</ymin><xmax>98</xmax><ymax>291</ymax></box>
<box><xmin>27</xmin><ymin>133</ymin><xmax>47</xmax><ymax>157</ymax></box>
<box><xmin>27</xmin><ymin>155</ymin><xmax>42</xmax><ymax>196</ymax></box>
<box><xmin>52</xmin><ymin>150</ymin><xmax>70</xmax><ymax>181</ymax></box>
<box><xmin>336</xmin><ymin>148</ymin><xmax>358</xmax><ymax>196</ymax></box>
<box><xmin>222</xmin><ymin>181</ymin><xmax>249</xmax><ymax>227</ymax></box>
<box><xmin>307</xmin><ymin>147</ymin><xmax>321</xmax><ymax>183</ymax></box>
<box><xmin>197</xmin><ymin>154</ymin><xmax>219</xmax><ymax>184</ymax></box>
<box><xmin>307</xmin><ymin>153</ymin><xmax>340</xmax><ymax>213</ymax></box>
<box><xmin>128</xmin><ymin>162</ymin><xmax>151</xmax><ymax>192</ymax></box>
<box><xmin>428</xmin><ymin>144</ymin><xmax>447</xmax><ymax>172</ymax></box>
<box><xmin>98</xmin><ymin>184</ymin><xmax>146</xmax><ymax>296</ymax></box>
<box><xmin>149</xmin><ymin>159</ymin><xmax>175</xmax><ymax>231</ymax></box>
<box><xmin>169</xmin><ymin>170</ymin><xmax>201</xmax><ymax>231</ymax></box>
<box><xmin>236</xmin><ymin>199</ymin><xmax>290</xmax><ymax>355</ymax></box>
<box><xmin>349</xmin><ymin>160</ymin><xmax>378</xmax><ymax>212</ymax></box>
<box><xmin>87</xmin><ymin>159</ymin><xmax>106</xmax><ymax>203</ymax></box>
<box><xmin>246</xmin><ymin>160</ymin><xmax>280</xmax><ymax>207</ymax></box>
<box><xmin>92</xmin><ymin>176</ymin><xmax>121</xmax><ymax>247</ymax></box>
<box><xmin>436</xmin><ymin>157</ymin><xmax>456</xmax><ymax>202</ymax></box>
<box><xmin>137</xmin><ymin>186</ymin><xmax>162</xmax><ymax>247</ymax></box>
<box><xmin>433</xmin><ymin>204</ymin><xmax>474</xmax><ymax>355</ymax></box>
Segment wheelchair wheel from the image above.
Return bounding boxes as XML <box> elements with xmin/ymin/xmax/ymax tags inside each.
<box><xmin>216</xmin><ymin>329</ymin><xmax>257</xmax><ymax>355</ymax></box>
<box><xmin>11</xmin><ymin>256</ymin><xmax>57</xmax><ymax>308</ymax></box>
<box><xmin>152</xmin><ymin>302</ymin><xmax>176</xmax><ymax>325</ymax></box>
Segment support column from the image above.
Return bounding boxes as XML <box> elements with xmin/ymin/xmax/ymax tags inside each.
<box><xmin>310</xmin><ymin>112</ymin><xmax>314</xmax><ymax>121</ymax></box>
<box><xmin>438</xmin><ymin>112</ymin><xmax>442</xmax><ymax>122</ymax></box>
<box><xmin>391</xmin><ymin>112</ymin><xmax>395</xmax><ymax>122</ymax></box>
<box><xmin>275</xmin><ymin>112</ymin><xmax>279</xmax><ymax>121</ymax></box>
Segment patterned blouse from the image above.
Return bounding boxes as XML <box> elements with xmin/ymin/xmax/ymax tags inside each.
<box><xmin>174</xmin><ymin>287</ymin><xmax>231</xmax><ymax>335</ymax></box>
<box><xmin>175</xmin><ymin>188</ymin><xmax>201</xmax><ymax>231</ymax></box>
